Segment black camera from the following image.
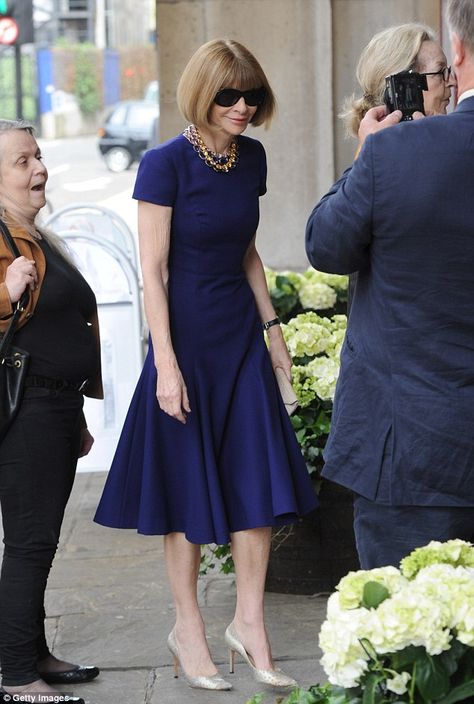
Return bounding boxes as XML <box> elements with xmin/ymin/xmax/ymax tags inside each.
<box><xmin>384</xmin><ymin>70</ymin><xmax>428</xmax><ymax>121</ymax></box>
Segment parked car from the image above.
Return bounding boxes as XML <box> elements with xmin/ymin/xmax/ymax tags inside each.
<box><xmin>97</xmin><ymin>100</ymin><xmax>159</xmax><ymax>173</ymax></box>
<box><xmin>144</xmin><ymin>80</ymin><xmax>158</xmax><ymax>103</ymax></box>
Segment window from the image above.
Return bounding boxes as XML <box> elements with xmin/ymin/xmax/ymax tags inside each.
<box><xmin>67</xmin><ymin>0</ymin><xmax>89</xmax><ymax>11</ymax></box>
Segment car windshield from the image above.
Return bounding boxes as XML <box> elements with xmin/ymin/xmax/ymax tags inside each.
<box><xmin>127</xmin><ymin>104</ymin><xmax>158</xmax><ymax>128</ymax></box>
<box><xmin>107</xmin><ymin>104</ymin><xmax>127</xmax><ymax>125</ymax></box>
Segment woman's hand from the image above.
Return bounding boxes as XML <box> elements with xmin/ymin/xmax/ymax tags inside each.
<box><xmin>4</xmin><ymin>256</ymin><xmax>37</xmax><ymax>303</ymax></box>
<box><xmin>156</xmin><ymin>359</ymin><xmax>191</xmax><ymax>424</ymax></box>
<box><xmin>78</xmin><ymin>428</ymin><xmax>94</xmax><ymax>457</ymax></box>
<box><xmin>267</xmin><ymin>326</ymin><xmax>292</xmax><ymax>381</ymax></box>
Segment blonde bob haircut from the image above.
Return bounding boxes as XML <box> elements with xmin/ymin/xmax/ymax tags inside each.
<box><xmin>177</xmin><ymin>39</ymin><xmax>276</xmax><ymax>129</ymax></box>
<box><xmin>340</xmin><ymin>23</ymin><xmax>436</xmax><ymax>137</ymax></box>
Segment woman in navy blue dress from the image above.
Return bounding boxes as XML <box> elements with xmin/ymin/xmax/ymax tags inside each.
<box><xmin>95</xmin><ymin>39</ymin><xmax>317</xmax><ymax>691</ymax></box>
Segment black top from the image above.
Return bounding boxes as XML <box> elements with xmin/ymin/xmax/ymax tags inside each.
<box><xmin>14</xmin><ymin>239</ymin><xmax>98</xmax><ymax>383</ymax></box>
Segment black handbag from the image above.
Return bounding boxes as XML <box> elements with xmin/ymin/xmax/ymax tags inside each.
<box><xmin>0</xmin><ymin>218</ymin><xmax>30</xmax><ymax>442</ymax></box>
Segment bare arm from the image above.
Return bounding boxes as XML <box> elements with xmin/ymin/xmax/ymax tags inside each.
<box><xmin>138</xmin><ymin>200</ymin><xmax>190</xmax><ymax>424</ymax></box>
<box><xmin>243</xmin><ymin>237</ymin><xmax>292</xmax><ymax>380</ymax></box>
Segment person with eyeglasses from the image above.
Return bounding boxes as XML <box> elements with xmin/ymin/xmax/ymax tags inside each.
<box><xmin>341</xmin><ymin>23</ymin><xmax>456</xmax><ymax>140</ymax></box>
<box><xmin>306</xmin><ymin>1</ymin><xmax>474</xmax><ymax>571</ymax></box>
<box><xmin>341</xmin><ymin>25</ymin><xmax>457</xmax><ymax>311</ymax></box>
<box><xmin>95</xmin><ymin>39</ymin><xmax>316</xmax><ymax>692</ymax></box>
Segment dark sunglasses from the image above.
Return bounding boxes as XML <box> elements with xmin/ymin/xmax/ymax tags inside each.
<box><xmin>214</xmin><ymin>87</ymin><xmax>266</xmax><ymax>107</ymax></box>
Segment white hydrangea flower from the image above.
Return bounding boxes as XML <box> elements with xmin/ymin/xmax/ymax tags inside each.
<box><xmin>264</xmin><ymin>267</ymin><xmax>277</xmax><ymax>291</ymax></box>
<box><xmin>301</xmin><ymin>267</ymin><xmax>349</xmax><ymax>293</ymax></box>
<box><xmin>298</xmin><ymin>281</ymin><xmax>337</xmax><ymax>310</ymax></box>
<box><xmin>372</xmin><ymin>587</ymin><xmax>452</xmax><ymax>655</ymax></box>
<box><xmin>305</xmin><ymin>357</ymin><xmax>341</xmax><ymax>401</ymax></box>
<box><xmin>319</xmin><ymin>594</ymin><xmax>374</xmax><ymax>687</ymax></box>
<box><xmin>336</xmin><ymin>566</ymin><xmax>407</xmax><ymax>609</ymax></box>
<box><xmin>282</xmin><ymin>318</ymin><xmax>334</xmax><ymax>358</ymax></box>
<box><xmin>386</xmin><ymin>671</ymin><xmax>411</xmax><ymax>695</ymax></box>
<box><xmin>318</xmin><ymin>546</ymin><xmax>474</xmax><ymax>694</ymax></box>
<box><xmin>400</xmin><ymin>539</ymin><xmax>474</xmax><ymax>578</ymax></box>
<box><xmin>277</xmin><ymin>270</ymin><xmax>304</xmax><ymax>290</ymax></box>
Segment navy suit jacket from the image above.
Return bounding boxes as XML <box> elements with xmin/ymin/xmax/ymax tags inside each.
<box><xmin>305</xmin><ymin>97</ymin><xmax>474</xmax><ymax>506</ymax></box>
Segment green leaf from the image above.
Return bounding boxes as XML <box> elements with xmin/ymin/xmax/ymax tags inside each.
<box><xmin>246</xmin><ymin>694</ymin><xmax>264</xmax><ymax>704</ymax></box>
<box><xmin>296</xmin><ymin>429</ymin><xmax>307</xmax><ymax>443</ymax></box>
<box><xmin>438</xmin><ymin>642</ymin><xmax>464</xmax><ymax>677</ymax></box>
<box><xmin>359</xmin><ymin>638</ymin><xmax>378</xmax><ymax>661</ymax></box>
<box><xmin>306</xmin><ymin>684</ymin><xmax>362</xmax><ymax>704</ymax></box>
<box><xmin>415</xmin><ymin>653</ymin><xmax>450</xmax><ymax>700</ymax></box>
<box><xmin>390</xmin><ymin>645</ymin><xmax>426</xmax><ymax>670</ymax></box>
<box><xmin>434</xmin><ymin>679</ymin><xmax>474</xmax><ymax>704</ymax></box>
<box><xmin>361</xmin><ymin>673</ymin><xmax>385</xmax><ymax>704</ymax></box>
<box><xmin>361</xmin><ymin>581</ymin><xmax>390</xmax><ymax>609</ymax></box>
<box><xmin>283</xmin><ymin>688</ymin><xmax>318</xmax><ymax>704</ymax></box>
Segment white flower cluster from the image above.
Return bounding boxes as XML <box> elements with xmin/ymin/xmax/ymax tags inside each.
<box><xmin>265</xmin><ymin>267</ymin><xmax>348</xmax><ymax>311</ymax></box>
<box><xmin>281</xmin><ymin>313</ymin><xmax>347</xmax><ymax>404</ymax></box>
<box><xmin>298</xmin><ymin>281</ymin><xmax>337</xmax><ymax>311</ymax></box>
<box><xmin>319</xmin><ymin>541</ymin><xmax>474</xmax><ymax>690</ymax></box>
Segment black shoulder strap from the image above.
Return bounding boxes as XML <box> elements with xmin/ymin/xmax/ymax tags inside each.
<box><xmin>0</xmin><ymin>218</ymin><xmax>30</xmax><ymax>358</ymax></box>
<box><xmin>0</xmin><ymin>218</ymin><xmax>22</xmax><ymax>259</ymax></box>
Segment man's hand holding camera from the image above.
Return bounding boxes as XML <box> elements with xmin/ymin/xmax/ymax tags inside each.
<box><xmin>357</xmin><ymin>105</ymin><xmax>424</xmax><ymax>151</ymax></box>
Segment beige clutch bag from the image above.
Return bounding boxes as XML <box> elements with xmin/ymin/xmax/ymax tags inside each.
<box><xmin>274</xmin><ymin>367</ymin><xmax>299</xmax><ymax>415</ymax></box>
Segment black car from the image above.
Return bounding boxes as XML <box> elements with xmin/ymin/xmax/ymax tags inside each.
<box><xmin>97</xmin><ymin>100</ymin><xmax>159</xmax><ymax>172</ymax></box>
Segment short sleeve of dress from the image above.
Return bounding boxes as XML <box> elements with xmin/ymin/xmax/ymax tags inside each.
<box><xmin>258</xmin><ymin>141</ymin><xmax>267</xmax><ymax>197</ymax></box>
<box><xmin>132</xmin><ymin>146</ymin><xmax>177</xmax><ymax>206</ymax></box>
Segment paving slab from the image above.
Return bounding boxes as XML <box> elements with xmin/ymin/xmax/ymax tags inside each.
<box><xmin>0</xmin><ymin>472</ymin><xmax>329</xmax><ymax>704</ymax></box>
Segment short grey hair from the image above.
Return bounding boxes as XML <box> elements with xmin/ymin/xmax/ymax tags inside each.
<box><xmin>447</xmin><ymin>0</ymin><xmax>474</xmax><ymax>52</ymax></box>
<box><xmin>0</xmin><ymin>119</ymin><xmax>35</xmax><ymax>163</ymax></box>
<box><xmin>0</xmin><ymin>118</ymin><xmax>35</xmax><ymax>136</ymax></box>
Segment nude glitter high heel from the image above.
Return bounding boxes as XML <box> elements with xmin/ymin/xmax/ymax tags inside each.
<box><xmin>167</xmin><ymin>629</ymin><xmax>232</xmax><ymax>691</ymax></box>
<box><xmin>225</xmin><ymin>622</ymin><xmax>297</xmax><ymax>688</ymax></box>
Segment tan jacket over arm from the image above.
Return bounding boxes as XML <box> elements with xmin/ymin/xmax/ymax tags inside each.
<box><xmin>0</xmin><ymin>221</ymin><xmax>44</xmax><ymax>328</ymax></box>
<box><xmin>0</xmin><ymin>220</ymin><xmax>103</xmax><ymax>400</ymax></box>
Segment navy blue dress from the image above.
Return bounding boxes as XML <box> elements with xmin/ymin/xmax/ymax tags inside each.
<box><xmin>94</xmin><ymin>133</ymin><xmax>317</xmax><ymax>544</ymax></box>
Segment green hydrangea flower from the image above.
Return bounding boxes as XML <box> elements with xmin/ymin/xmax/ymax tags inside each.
<box><xmin>400</xmin><ymin>539</ymin><xmax>474</xmax><ymax>579</ymax></box>
<box><xmin>336</xmin><ymin>566</ymin><xmax>407</xmax><ymax>609</ymax></box>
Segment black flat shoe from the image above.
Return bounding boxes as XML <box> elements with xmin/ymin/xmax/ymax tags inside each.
<box><xmin>38</xmin><ymin>665</ymin><xmax>100</xmax><ymax>685</ymax></box>
<box><xmin>0</xmin><ymin>690</ymin><xmax>85</xmax><ymax>704</ymax></box>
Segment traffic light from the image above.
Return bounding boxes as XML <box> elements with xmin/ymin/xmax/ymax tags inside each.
<box><xmin>0</xmin><ymin>0</ymin><xmax>34</xmax><ymax>45</ymax></box>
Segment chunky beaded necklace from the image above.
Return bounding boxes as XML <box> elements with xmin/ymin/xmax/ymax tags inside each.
<box><xmin>183</xmin><ymin>124</ymin><xmax>239</xmax><ymax>173</ymax></box>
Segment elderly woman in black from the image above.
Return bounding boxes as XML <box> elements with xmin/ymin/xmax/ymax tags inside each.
<box><xmin>0</xmin><ymin>119</ymin><xmax>102</xmax><ymax>703</ymax></box>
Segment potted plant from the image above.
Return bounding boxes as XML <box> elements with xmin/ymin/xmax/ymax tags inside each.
<box><xmin>247</xmin><ymin>539</ymin><xmax>474</xmax><ymax>704</ymax></box>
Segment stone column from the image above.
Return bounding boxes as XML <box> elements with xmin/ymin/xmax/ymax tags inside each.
<box><xmin>156</xmin><ymin>0</ymin><xmax>333</xmax><ymax>269</ymax></box>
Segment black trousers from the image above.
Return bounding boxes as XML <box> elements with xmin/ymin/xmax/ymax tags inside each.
<box><xmin>0</xmin><ymin>387</ymin><xmax>83</xmax><ymax>686</ymax></box>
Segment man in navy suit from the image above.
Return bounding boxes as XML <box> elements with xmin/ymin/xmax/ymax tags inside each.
<box><xmin>305</xmin><ymin>0</ymin><xmax>474</xmax><ymax>569</ymax></box>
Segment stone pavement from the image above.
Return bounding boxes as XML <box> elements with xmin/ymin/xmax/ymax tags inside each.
<box><xmin>1</xmin><ymin>472</ymin><xmax>329</xmax><ymax>704</ymax></box>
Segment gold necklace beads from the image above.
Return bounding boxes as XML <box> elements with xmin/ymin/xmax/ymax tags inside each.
<box><xmin>183</xmin><ymin>125</ymin><xmax>239</xmax><ymax>173</ymax></box>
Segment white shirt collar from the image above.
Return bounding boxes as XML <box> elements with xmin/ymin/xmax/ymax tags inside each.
<box><xmin>457</xmin><ymin>88</ymin><xmax>474</xmax><ymax>103</ymax></box>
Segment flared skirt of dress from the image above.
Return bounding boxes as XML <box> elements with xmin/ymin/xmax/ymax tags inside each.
<box><xmin>94</xmin><ymin>270</ymin><xmax>317</xmax><ymax>544</ymax></box>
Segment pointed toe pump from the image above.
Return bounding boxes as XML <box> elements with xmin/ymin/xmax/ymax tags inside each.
<box><xmin>167</xmin><ymin>629</ymin><xmax>232</xmax><ymax>691</ymax></box>
<box><xmin>225</xmin><ymin>622</ymin><xmax>297</xmax><ymax>688</ymax></box>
